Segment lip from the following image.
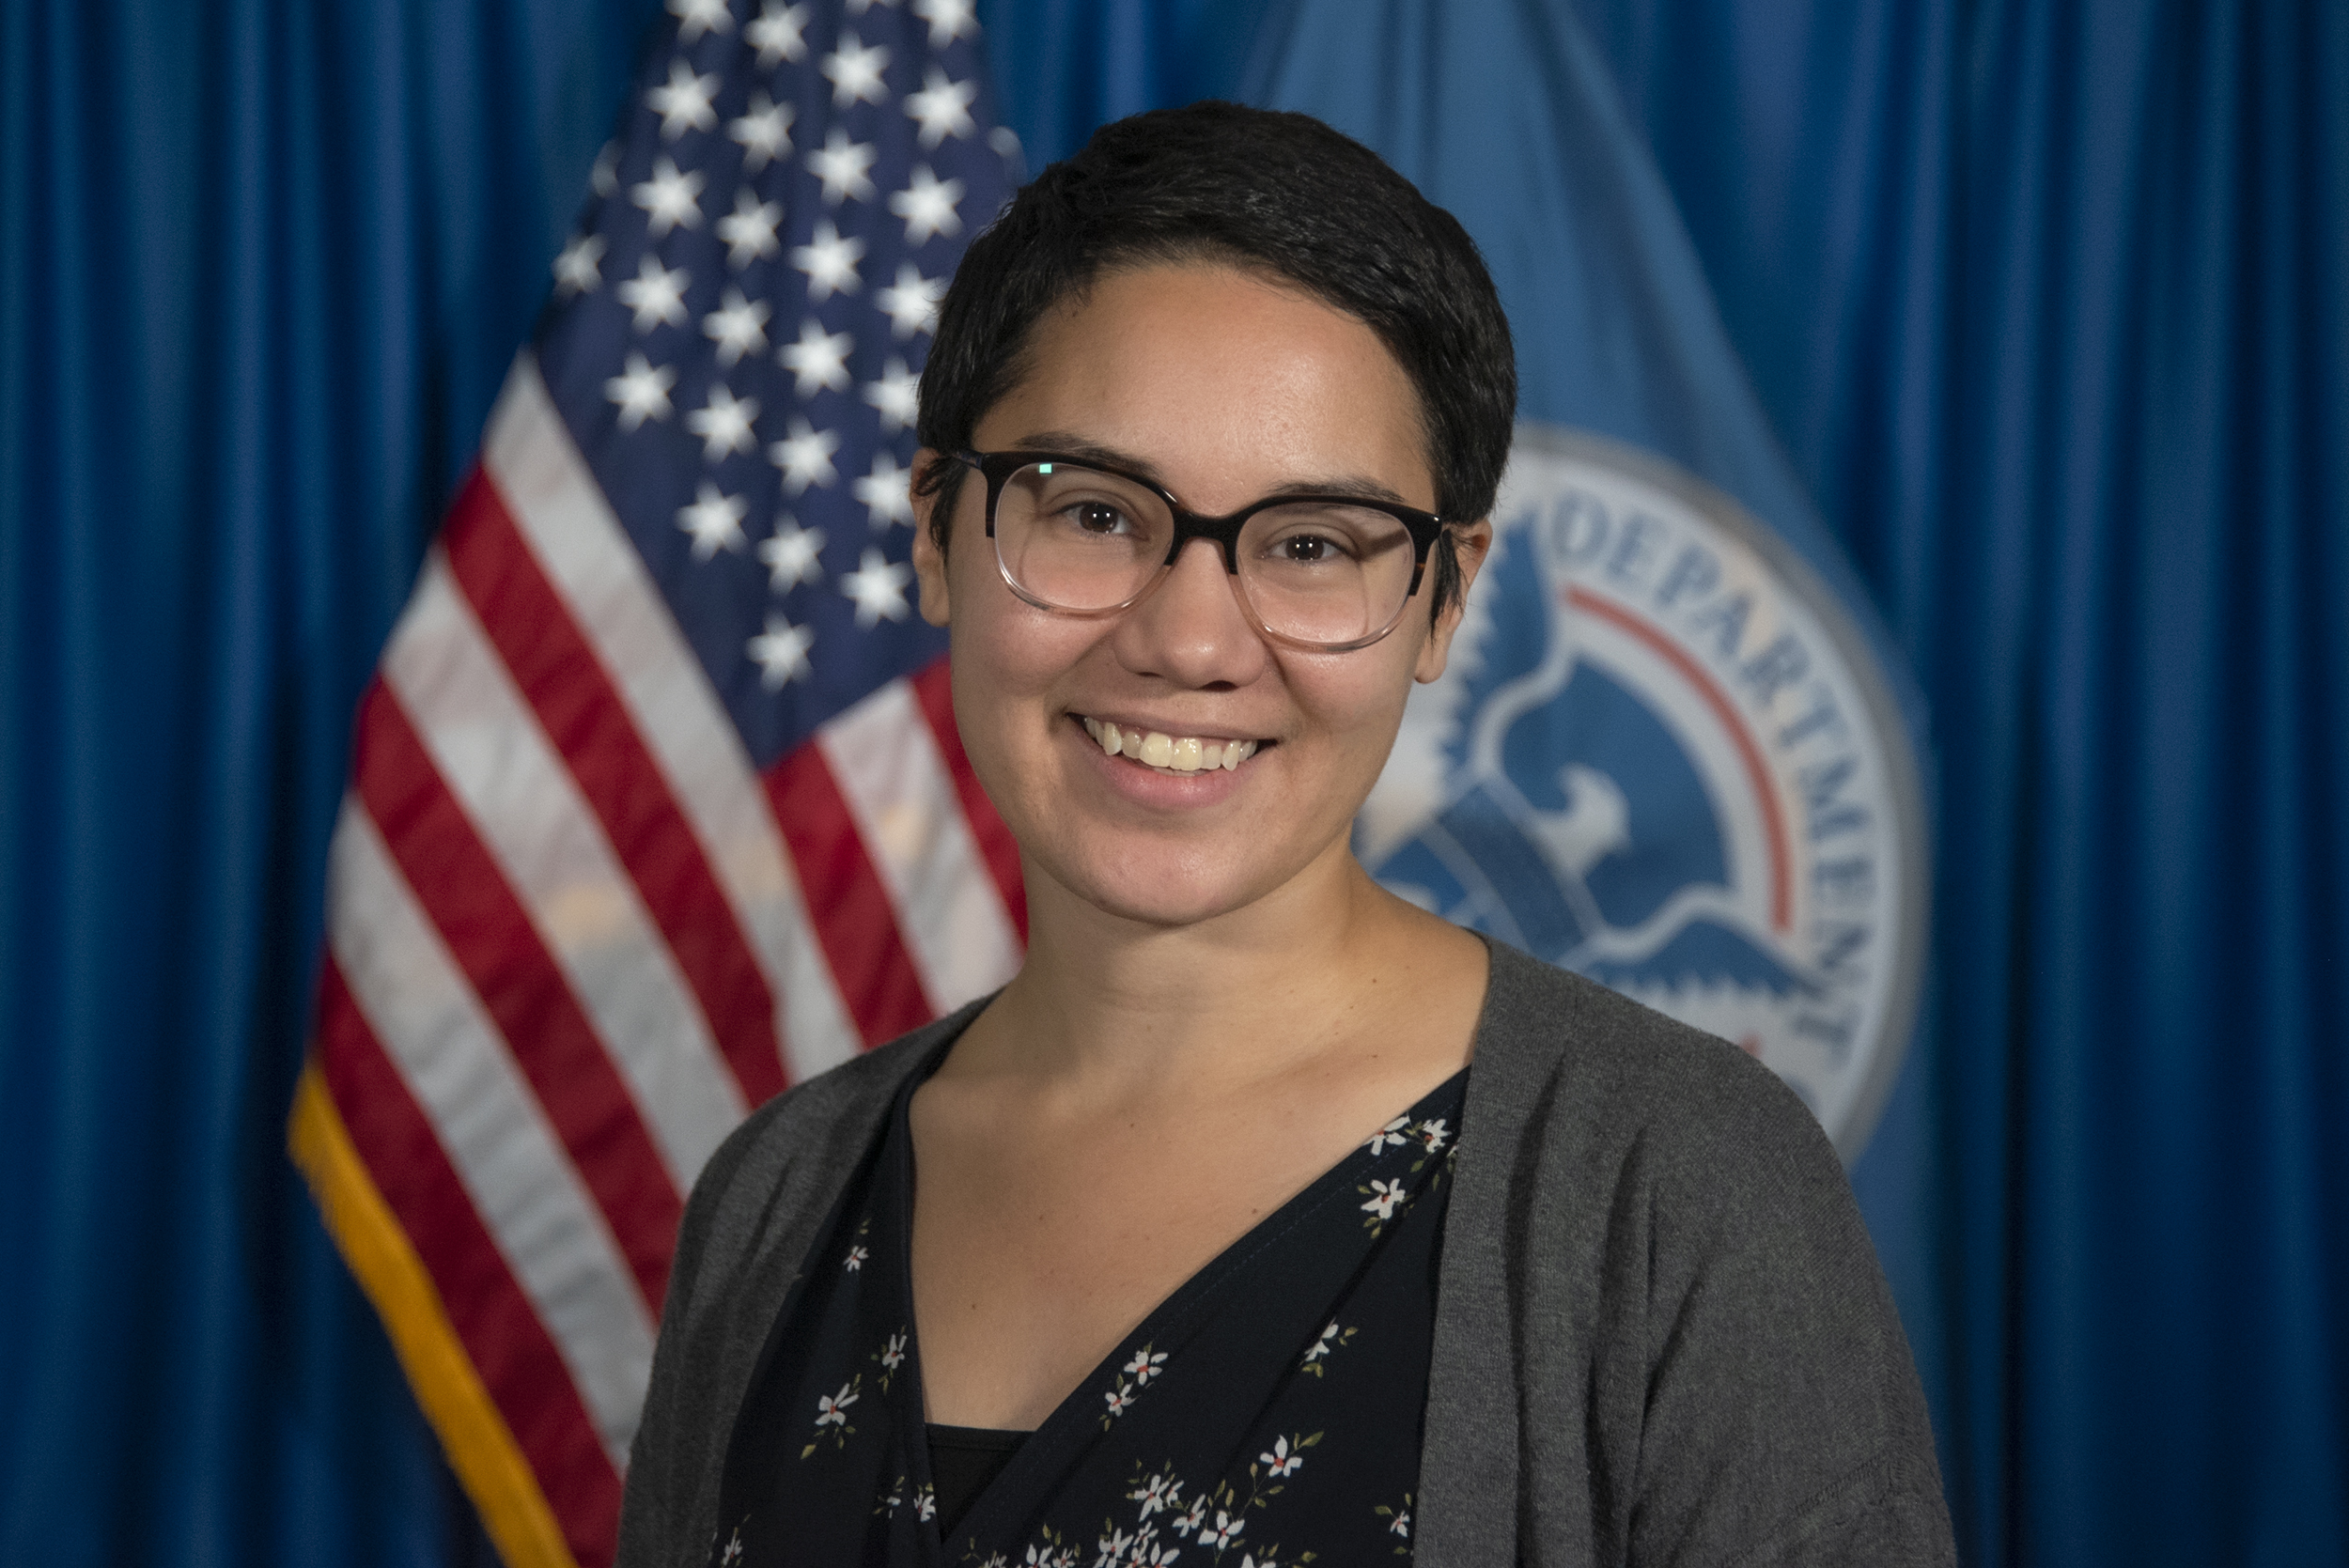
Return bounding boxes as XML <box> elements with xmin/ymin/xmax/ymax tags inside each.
<box><xmin>1066</xmin><ymin>712</ymin><xmax>1267</xmax><ymax>803</ymax></box>
<box><xmin>1074</xmin><ymin>710</ymin><xmax>1270</xmax><ymax>749</ymax></box>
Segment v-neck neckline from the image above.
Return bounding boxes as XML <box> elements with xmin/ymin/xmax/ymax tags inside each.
<box><xmin>881</xmin><ymin>1043</ymin><xmax>1468</xmax><ymax>1555</ymax></box>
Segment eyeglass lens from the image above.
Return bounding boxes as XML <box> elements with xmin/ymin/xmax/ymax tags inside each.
<box><xmin>991</xmin><ymin>460</ymin><xmax>1420</xmax><ymax>647</ymax></box>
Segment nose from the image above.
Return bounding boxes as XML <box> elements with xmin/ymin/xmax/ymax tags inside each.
<box><xmin>1111</xmin><ymin>536</ymin><xmax>1270</xmax><ymax>690</ymax></box>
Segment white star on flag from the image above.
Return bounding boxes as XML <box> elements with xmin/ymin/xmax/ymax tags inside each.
<box><xmin>632</xmin><ymin>157</ymin><xmax>706</xmax><ymax>236</ymax></box>
<box><xmin>821</xmin><ymin>34</ymin><xmax>893</xmax><ymax>107</ymax></box>
<box><xmin>904</xmin><ymin>67</ymin><xmax>976</xmax><ymax>147</ymax></box>
<box><xmin>729</xmin><ymin>92</ymin><xmax>795</xmax><ymax>172</ymax></box>
<box><xmin>770</xmin><ymin>416</ymin><xmax>842</xmax><ymax>492</ymax></box>
<box><xmin>717</xmin><ymin>190</ymin><xmax>784</xmax><ymax>269</ymax></box>
<box><xmin>862</xmin><ymin>357</ymin><xmax>919</xmax><ymax>433</ymax></box>
<box><xmin>677</xmin><ymin>481</ymin><xmax>750</xmax><ymax>559</ymax></box>
<box><xmin>841</xmin><ymin>547</ymin><xmax>913</xmax><ymax>627</ymax></box>
<box><xmin>875</xmin><ymin>263</ymin><xmax>944</xmax><ymax>338</ymax></box>
<box><xmin>686</xmin><ymin>384</ymin><xmax>760</xmax><ymax>461</ymax></box>
<box><xmin>780</xmin><ymin>319</ymin><xmax>854</xmax><ymax>396</ymax></box>
<box><xmin>667</xmin><ymin>0</ymin><xmax>733</xmax><ymax>42</ymax></box>
<box><xmin>604</xmin><ymin>351</ymin><xmax>677</xmax><ymax>429</ymax></box>
<box><xmin>759</xmin><ymin>519</ymin><xmax>828</xmax><ymax>589</ymax></box>
<box><xmin>808</xmin><ymin>129</ymin><xmax>879</xmax><ymax>205</ymax></box>
<box><xmin>854</xmin><ymin>451</ymin><xmax>915</xmax><ymax>530</ymax></box>
<box><xmin>703</xmin><ymin>287</ymin><xmax>773</xmax><ymax>366</ymax></box>
<box><xmin>889</xmin><ymin>164</ymin><xmax>964</xmax><ymax>244</ymax></box>
<box><xmin>616</xmin><ymin>256</ymin><xmax>691</xmax><ymax>332</ymax></box>
<box><xmin>647</xmin><ymin>59</ymin><xmax>719</xmax><ymax>140</ymax></box>
<box><xmin>745</xmin><ymin>1</ymin><xmax>810</xmax><ymax>66</ymax></box>
<box><xmin>792</xmin><ymin>219</ymin><xmax>866</xmax><ymax>301</ymax></box>
<box><xmin>911</xmin><ymin>0</ymin><xmax>976</xmax><ymax>47</ymax></box>
<box><xmin>748</xmin><ymin>612</ymin><xmax>816</xmax><ymax>687</ymax></box>
<box><xmin>590</xmin><ymin>141</ymin><xmax>619</xmax><ymax>195</ymax></box>
<box><xmin>553</xmin><ymin>233</ymin><xmax>605</xmax><ymax>296</ymax></box>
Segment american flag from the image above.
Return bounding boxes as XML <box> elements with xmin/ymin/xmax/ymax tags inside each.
<box><xmin>288</xmin><ymin>4</ymin><xmax>1021</xmax><ymax>1564</ymax></box>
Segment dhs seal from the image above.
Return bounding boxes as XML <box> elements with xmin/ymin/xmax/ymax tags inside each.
<box><xmin>1360</xmin><ymin>427</ymin><xmax>1928</xmax><ymax>1158</ymax></box>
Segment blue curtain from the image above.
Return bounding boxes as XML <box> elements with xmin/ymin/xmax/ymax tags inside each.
<box><xmin>1570</xmin><ymin>5</ymin><xmax>2349</xmax><ymax>1560</ymax></box>
<box><xmin>0</xmin><ymin>1</ymin><xmax>661</xmax><ymax>1560</ymax></box>
<box><xmin>4</xmin><ymin>2</ymin><xmax>2343</xmax><ymax>1564</ymax></box>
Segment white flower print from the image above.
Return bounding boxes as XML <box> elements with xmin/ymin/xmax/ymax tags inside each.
<box><xmin>1297</xmin><ymin>1319</ymin><xmax>1357</xmax><ymax>1376</ymax></box>
<box><xmin>1365</xmin><ymin>1113</ymin><xmax>1411</xmax><ymax>1155</ymax></box>
<box><xmin>1123</xmin><ymin>1346</ymin><xmax>1168</xmax><ymax>1386</ymax></box>
<box><xmin>1129</xmin><ymin>1471</ymin><xmax>1183</xmax><ymax>1519</ymax></box>
<box><xmin>1173</xmin><ymin>1495</ymin><xmax>1209</xmax><ymax>1538</ymax></box>
<box><xmin>1418</xmin><ymin>1117</ymin><xmax>1450</xmax><ymax>1153</ymax></box>
<box><xmin>915</xmin><ymin>1484</ymin><xmax>937</xmax><ymax>1522</ymax></box>
<box><xmin>1095</xmin><ymin>1526</ymin><xmax>1134</xmax><ymax>1565</ymax></box>
<box><xmin>1258</xmin><ymin>1436</ymin><xmax>1303</xmax><ymax>1479</ymax></box>
<box><xmin>720</xmin><ymin>1527</ymin><xmax>745</xmax><ymax>1565</ymax></box>
<box><xmin>1376</xmin><ymin>1493</ymin><xmax>1415</xmax><ymax>1551</ymax></box>
<box><xmin>880</xmin><ymin>1329</ymin><xmax>907</xmax><ymax>1371</ymax></box>
<box><xmin>1361</xmin><ymin>1177</ymin><xmax>1407</xmax><ymax>1220</ymax></box>
<box><xmin>1104</xmin><ymin>1380</ymin><xmax>1137</xmax><ymax>1419</ymax></box>
<box><xmin>844</xmin><ymin>1243</ymin><xmax>869</xmax><ymax>1272</ymax></box>
<box><xmin>816</xmin><ymin>1379</ymin><xmax>858</xmax><ymax>1426</ymax></box>
<box><xmin>1203</xmin><ymin>1511</ymin><xmax>1244</xmax><ymax>1550</ymax></box>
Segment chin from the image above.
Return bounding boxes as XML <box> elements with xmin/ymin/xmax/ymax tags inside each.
<box><xmin>1034</xmin><ymin>834</ymin><xmax>1302</xmax><ymax>933</ymax></box>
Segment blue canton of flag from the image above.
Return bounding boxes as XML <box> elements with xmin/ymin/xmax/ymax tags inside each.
<box><xmin>538</xmin><ymin>0</ymin><xmax>1017</xmax><ymax>766</ymax></box>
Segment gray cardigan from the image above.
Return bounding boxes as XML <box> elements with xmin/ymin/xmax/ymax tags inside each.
<box><xmin>616</xmin><ymin>940</ymin><xmax>1955</xmax><ymax>1566</ymax></box>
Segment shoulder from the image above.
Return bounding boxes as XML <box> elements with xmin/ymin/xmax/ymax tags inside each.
<box><xmin>617</xmin><ymin>998</ymin><xmax>989</xmax><ymax>1567</ymax></box>
<box><xmin>1470</xmin><ymin>937</ymin><xmax>1838</xmax><ymax>1195</ymax></box>
<box><xmin>1460</xmin><ymin>937</ymin><xmax>1876</xmax><ymax>1324</ymax></box>
<box><xmin>673</xmin><ymin>1001</ymin><xmax>979</xmax><ymax>1288</ymax></box>
<box><xmin>1439</xmin><ymin>939</ymin><xmax>1953</xmax><ymax>1563</ymax></box>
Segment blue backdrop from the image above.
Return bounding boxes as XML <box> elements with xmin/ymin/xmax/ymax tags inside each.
<box><xmin>3</xmin><ymin>2</ymin><xmax>2343</xmax><ymax>1565</ymax></box>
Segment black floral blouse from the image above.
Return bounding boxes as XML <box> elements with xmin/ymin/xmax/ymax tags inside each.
<box><xmin>708</xmin><ymin>1037</ymin><xmax>1465</xmax><ymax>1568</ymax></box>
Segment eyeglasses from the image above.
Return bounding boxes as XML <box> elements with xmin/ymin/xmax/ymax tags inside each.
<box><xmin>951</xmin><ymin>450</ymin><xmax>1452</xmax><ymax>653</ymax></box>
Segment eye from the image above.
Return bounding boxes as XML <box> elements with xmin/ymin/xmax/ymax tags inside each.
<box><xmin>1070</xmin><ymin>501</ymin><xmax>1129</xmax><ymax>536</ymax></box>
<box><xmin>1274</xmin><ymin>531</ymin><xmax>1351</xmax><ymax>564</ymax></box>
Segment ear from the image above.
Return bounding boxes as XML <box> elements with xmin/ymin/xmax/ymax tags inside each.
<box><xmin>1414</xmin><ymin>519</ymin><xmax>1492</xmax><ymax>684</ymax></box>
<box><xmin>910</xmin><ymin>448</ymin><xmax>952</xmax><ymax>628</ymax></box>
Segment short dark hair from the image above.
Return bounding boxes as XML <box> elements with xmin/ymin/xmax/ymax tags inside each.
<box><xmin>914</xmin><ymin>101</ymin><xmax>1517</xmax><ymax>618</ymax></box>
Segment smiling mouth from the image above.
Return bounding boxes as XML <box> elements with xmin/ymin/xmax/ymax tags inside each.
<box><xmin>1079</xmin><ymin>715</ymin><xmax>1264</xmax><ymax>775</ymax></box>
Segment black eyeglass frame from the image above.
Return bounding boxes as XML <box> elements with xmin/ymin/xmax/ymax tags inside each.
<box><xmin>950</xmin><ymin>448</ymin><xmax>1453</xmax><ymax>653</ymax></box>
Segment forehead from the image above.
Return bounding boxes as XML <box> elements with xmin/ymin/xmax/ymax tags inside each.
<box><xmin>979</xmin><ymin>261</ymin><xmax>1435</xmax><ymax>508</ymax></box>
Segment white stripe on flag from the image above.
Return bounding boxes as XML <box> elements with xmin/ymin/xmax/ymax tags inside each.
<box><xmin>381</xmin><ymin>548</ymin><xmax>749</xmax><ymax>1185</ymax></box>
<box><xmin>817</xmin><ymin>678</ymin><xmax>1024</xmax><ymax>1013</ymax></box>
<box><xmin>327</xmin><ymin>799</ymin><xmax>655</xmax><ymax>1466</ymax></box>
<box><xmin>484</xmin><ymin>353</ymin><xmax>862</xmax><ymax>1084</ymax></box>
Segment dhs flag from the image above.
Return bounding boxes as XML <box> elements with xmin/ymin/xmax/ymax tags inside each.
<box><xmin>288</xmin><ymin>3</ymin><xmax>1021</xmax><ymax>1564</ymax></box>
<box><xmin>1247</xmin><ymin>0</ymin><xmax>1934</xmax><ymax>1162</ymax></box>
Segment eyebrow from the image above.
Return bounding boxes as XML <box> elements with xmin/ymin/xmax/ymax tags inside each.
<box><xmin>1004</xmin><ymin>430</ymin><xmax>1423</xmax><ymax>511</ymax></box>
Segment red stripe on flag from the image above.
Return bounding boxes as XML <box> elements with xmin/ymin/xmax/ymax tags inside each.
<box><xmin>313</xmin><ymin>959</ymin><xmax>624</xmax><ymax>1567</ymax></box>
<box><xmin>764</xmin><ymin>742</ymin><xmax>935</xmax><ymax>1047</ymax></box>
<box><xmin>443</xmin><ymin>467</ymin><xmax>790</xmax><ymax>1107</ymax></box>
<box><xmin>910</xmin><ymin>656</ymin><xmax>1028</xmax><ymax>943</ymax></box>
<box><xmin>351</xmin><ymin>680</ymin><xmax>680</xmax><ymax>1312</ymax></box>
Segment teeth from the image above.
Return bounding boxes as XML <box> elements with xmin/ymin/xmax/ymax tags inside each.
<box><xmin>1081</xmin><ymin>717</ymin><xmax>1260</xmax><ymax>775</ymax></box>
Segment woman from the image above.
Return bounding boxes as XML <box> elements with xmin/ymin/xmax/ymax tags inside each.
<box><xmin>618</xmin><ymin>103</ymin><xmax>1953</xmax><ymax>1567</ymax></box>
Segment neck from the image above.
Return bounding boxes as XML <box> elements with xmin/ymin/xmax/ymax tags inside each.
<box><xmin>969</xmin><ymin>843</ymin><xmax>1426</xmax><ymax>1099</ymax></box>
